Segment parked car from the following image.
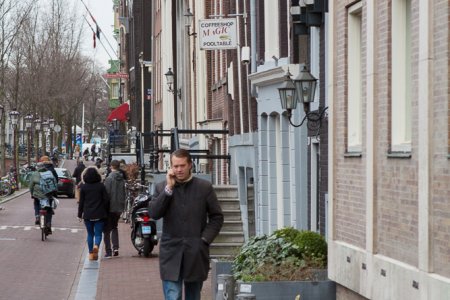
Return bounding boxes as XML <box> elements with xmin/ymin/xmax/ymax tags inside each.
<box><xmin>55</xmin><ymin>168</ymin><xmax>75</xmax><ymax>198</ymax></box>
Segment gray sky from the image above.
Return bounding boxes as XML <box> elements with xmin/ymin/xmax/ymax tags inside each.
<box><xmin>81</xmin><ymin>0</ymin><xmax>117</xmax><ymax>71</ymax></box>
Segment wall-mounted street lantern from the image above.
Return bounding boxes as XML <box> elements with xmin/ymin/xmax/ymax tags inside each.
<box><xmin>278</xmin><ymin>66</ymin><xmax>327</xmax><ymax>132</ymax></box>
<box><xmin>184</xmin><ymin>8</ymin><xmax>197</xmax><ymax>37</ymax></box>
<box><xmin>165</xmin><ymin>67</ymin><xmax>180</xmax><ymax>128</ymax></box>
<box><xmin>164</xmin><ymin>68</ymin><xmax>181</xmax><ymax>98</ymax></box>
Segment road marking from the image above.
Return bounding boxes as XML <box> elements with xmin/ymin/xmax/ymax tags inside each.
<box><xmin>0</xmin><ymin>237</ymin><xmax>16</xmax><ymax>240</ymax></box>
<box><xmin>0</xmin><ymin>225</ymin><xmax>83</xmax><ymax>233</ymax></box>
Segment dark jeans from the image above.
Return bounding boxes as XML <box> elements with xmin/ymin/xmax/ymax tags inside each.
<box><xmin>103</xmin><ymin>212</ymin><xmax>121</xmax><ymax>253</ymax></box>
<box><xmin>34</xmin><ymin>198</ymin><xmax>53</xmax><ymax>225</ymax></box>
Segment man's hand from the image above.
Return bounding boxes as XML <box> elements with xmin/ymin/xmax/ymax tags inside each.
<box><xmin>166</xmin><ymin>168</ymin><xmax>176</xmax><ymax>189</ymax></box>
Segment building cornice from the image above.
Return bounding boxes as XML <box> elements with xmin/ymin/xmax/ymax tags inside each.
<box><xmin>248</xmin><ymin>64</ymin><xmax>303</xmax><ymax>87</ymax></box>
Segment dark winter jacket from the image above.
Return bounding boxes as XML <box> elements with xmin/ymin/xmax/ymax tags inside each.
<box><xmin>78</xmin><ymin>167</ymin><xmax>109</xmax><ymax>220</ymax></box>
<box><xmin>43</xmin><ymin>162</ymin><xmax>58</xmax><ymax>181</ymax></box>
<box><xmin>149</xmin><ymin>177</ymin><xmax>224</xmax><ymax>282</ymax></box>
<box><xmin>104</xmin><ymin>170</ymin><xmax>126</xmax><ymax>213</ymax></box>
<box><xmin>72</xmin><ymin>162</ymin><xmax>86</xmax><ymax>184</ymax></box>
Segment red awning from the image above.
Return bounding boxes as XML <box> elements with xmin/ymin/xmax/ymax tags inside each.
<box><xmin>107</xmin><ymin>103</ymin><xmax>129</xmax><ymax>122</ymax></box>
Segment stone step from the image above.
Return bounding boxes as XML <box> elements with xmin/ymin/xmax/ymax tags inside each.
<box><xmin>218</xmin><ymin>198</ymin><xmax>240</xmax><ymax>210</ymax></box>
<box><xmin>214</xmin><ymin>185</ymin><xmax>239</xmax><ymax>198</ymax></box>
<box><xmin>221</xmin><ymin>220</ymin><xmax>243</xmax><ymax>232</ymax></box>
<box><xmin>210</xmin><ymin>242</ymin><xmax>242</xmax><ymax>257</ymax></box>
<box><xmin>214</xmin><ymin>231</ymin><xmax>245</xmax><ymax>243</ymax></box>
<box><xmin>222</xmin><ymin>210</ymin><xmax>242</xmax><ymax>221</ymax></box>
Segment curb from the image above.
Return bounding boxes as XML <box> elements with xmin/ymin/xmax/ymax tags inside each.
<box><xmin>0</xmin><ymin>188</ymin><xmax>29</xmax><ymax>205</ymax></box>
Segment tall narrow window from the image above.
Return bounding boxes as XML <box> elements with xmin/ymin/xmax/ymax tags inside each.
<box><xmin>391</xmin><ymin>0</ymin><xmax>412</xmax><ymax>152</ymax></box>
<box><xmin>347</xmin><ymin>2</ymin><xmax>363</xmax><ymax>152</ymax></box>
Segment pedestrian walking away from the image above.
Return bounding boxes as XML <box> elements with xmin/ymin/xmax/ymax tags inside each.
<box><xmin>72</xmin><ymin>161</ymin><xmax>86</xmax><ymax>203</ymax></box>
<box><xmin>103</xmin><ymin>160</ymin><xmax>126</xmax><ymax>258</ymax></box>
<box><xmin>148</xmin><ymin>148</ymin><xmax>224</xmax><ymax>300</ymax></box>
<box><xmin>78</xmin><ymin>166</ymin><xmax>110</xmax><ymax>261</ymax></box>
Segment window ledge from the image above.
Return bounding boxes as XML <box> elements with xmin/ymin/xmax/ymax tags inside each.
<box><xmin>344</xmin><ymin>152</ymin><xmax>362</xmax><ymax>158</ymax></box>
<box><xmin>387</xmin><ymin>151</ymin><xmax>411</xmax><ymax>159</ymax></box>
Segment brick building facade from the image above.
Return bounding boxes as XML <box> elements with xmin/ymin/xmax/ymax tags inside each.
<box><xmin>329</xmin><ymin>1</ymin><xmax>450</xmax><ymax>298</ymax></box>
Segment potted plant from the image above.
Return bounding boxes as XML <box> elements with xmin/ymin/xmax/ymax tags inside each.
<box><xmin>230</xmin><ymin>228</ymin><xmax>335</xmax><ymax>300</ymax></box>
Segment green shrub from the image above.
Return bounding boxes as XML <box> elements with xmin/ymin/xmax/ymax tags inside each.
<box><xmin>232</xmin><ymin>228</ymin><xmax>328</xmax><ymax>281</ymax></box>
<box><xmin>273</xmin><ymin>227</ymin><xmax>300</xmax><ymax>243</ymax></box>
<box><xmin>294</xmin><ymin>230</ymin><xmax>327</xmax><ymax>268</ymax></box>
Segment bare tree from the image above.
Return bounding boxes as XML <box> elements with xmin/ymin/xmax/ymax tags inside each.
<box><xmin>0</xmin><ymin>0</ymin><xmax>34</xmax><ymax>175</ymax></box>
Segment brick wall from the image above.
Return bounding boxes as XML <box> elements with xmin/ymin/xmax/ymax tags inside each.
<box><xmin>333</xmin><ymin>0</ymin><xmax>366</xmax><ymax>249</ymax></box>
<box><xmin>431</xmin><ymin>0</ymin><xmax>450</xmax><ymax>277</ymax></box>
<box><xmin>333</xmin><ymin>0</ymin><xmax>450</xmax><ymax>280</ymax></box>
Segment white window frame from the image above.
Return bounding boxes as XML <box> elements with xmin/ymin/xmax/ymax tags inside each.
<box><xmin>347</xmin><ymin>2</ymin><xmax>363</xmax><ymax>152</ymax></box>
<box><xmin>391</xmin><ymin>0</ymin><xmax>412</xmax><ymax>152</ymax></box>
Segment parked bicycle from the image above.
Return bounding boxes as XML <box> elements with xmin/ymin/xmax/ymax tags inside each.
<box><xmin>0</xmin><ymin>168</ymin><xmax>18</xmax><ymax>198</ymax></box>
<box><xmin>122</xmin><ymin>180</ymin><xmax>141</xmax><ymax>223</ymax></box>
<box><xmin>0</xmin><ymin>178</ymin><xmax>12</xmax><ymax>198</ymax></box>
<box><xmin>19</xmin><ymin>163</ymin><xmax>36</xmax><ymax>188</ymax></box>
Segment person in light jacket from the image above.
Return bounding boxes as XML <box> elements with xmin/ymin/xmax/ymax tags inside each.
<box><xmin>149</xmin><ymin>149</ymin><xmax>224</xmax><ymax>300</ymax></box>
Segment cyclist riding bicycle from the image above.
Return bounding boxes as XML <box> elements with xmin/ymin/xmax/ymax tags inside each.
<box><xmin>29</xmin><ymin>156</ymin><xmax>58</xmax><ymax>233</ymax></box>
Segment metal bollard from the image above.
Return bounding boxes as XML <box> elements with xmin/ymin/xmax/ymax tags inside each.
<box><xmin>215</xmin><ymin>274</ymin><xmax>235</xmax><ymax>300</ymax></box>
<box><xmin>236</xmin><ymin>294</ymin><xmax>256</xmax><ymax>300</ymax></box>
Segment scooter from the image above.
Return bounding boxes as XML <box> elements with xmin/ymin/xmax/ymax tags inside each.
<box><xmin>130</xmin><ymin>184</ymin><xmax>158</xmax><ymax>257</ymax></box>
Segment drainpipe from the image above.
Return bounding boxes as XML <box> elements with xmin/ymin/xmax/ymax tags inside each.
<box><xmin>236</xmin><ymin>0</ymin><xmax>244</xmax><ymax>133</ymax></box>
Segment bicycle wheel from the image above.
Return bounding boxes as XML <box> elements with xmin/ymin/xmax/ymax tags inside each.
<box><xmin>40</xmin><ymin>214</ymin><xmax>46</xmax><ymax>241</ymax></box>
<box><xmin>126</xmin><ymin>198</ymin><xmax>133</xmax><ymax>223</ymax></box>
<box><xmin>0</xmin><ymin>181</ymin><xmax>11</xmax><ymax>198</ymax></box>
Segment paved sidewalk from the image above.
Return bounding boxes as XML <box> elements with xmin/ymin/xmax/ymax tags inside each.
<box><xmin>95</xmin><ymin>220</ymin><xmax>213</xmax><ymax>300</ymax></box>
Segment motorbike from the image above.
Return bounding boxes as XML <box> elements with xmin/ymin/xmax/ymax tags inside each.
<box><xmin>130</xmin><ymin>183</ymin><xmax>158</xmax><ymax>257</ymax></box>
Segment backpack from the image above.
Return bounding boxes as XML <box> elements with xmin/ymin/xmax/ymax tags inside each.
<box><xmin>39</xmin><ymin>170</ymin><xmax>58</xmax><ymax>195</ymax></box>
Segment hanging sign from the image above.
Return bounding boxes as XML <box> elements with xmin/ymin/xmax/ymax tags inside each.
<box><xmin>103</xmin><ymin>73</ymin><xmax>129</xmax><ymax>79</ymax></box>
<box><xmin>199</xmin><ymin>18</ymin><xmax>237</xmax><ymax>50</ymax></box>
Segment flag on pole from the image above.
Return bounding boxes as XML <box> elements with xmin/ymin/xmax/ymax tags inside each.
<box><xmin>93</xmin><ymin>31</ymin><xmax>96</xmax><ymax>48</ymax></box>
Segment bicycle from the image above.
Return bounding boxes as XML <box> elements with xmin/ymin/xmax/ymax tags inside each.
<box><xmin>38</xmin><ymin>198</ymin><xmax>54</xmax><ymax>241</ymax></box>
<box><xmin>123</xmin><ymin>181</ymin><xmax>140</xmax><ymax>223</ymax></box>
<box><xmin>0</xmin><ymin>179</ymin><xmax>11</xmax><ymax>198</ymax></box>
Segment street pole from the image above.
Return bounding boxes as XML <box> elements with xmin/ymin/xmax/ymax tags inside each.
<box><xmin>9</xmin><ymin>110</ymin><xmax>20</xmax><ymax>183</ymax></box>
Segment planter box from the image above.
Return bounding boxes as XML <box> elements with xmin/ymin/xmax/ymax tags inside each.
<box><xmin>236</xmin><ymin>271</ymin><xmax>336</xmax><ymax>300</ymax></box>
<box><xmin>210</xmin><ymin>259</ymin><xmax>233</xmax><ymax>299</ymax></box>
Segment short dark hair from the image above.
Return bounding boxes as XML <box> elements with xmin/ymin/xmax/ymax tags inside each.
<box><xmin>110</xmin><ymin>160</ymin><xmax>120</xmax><ymax>169</ymax></box>
<box><xmin>170</xmin><ymin>149</ymin><xmax>192</xmax><ymax>163</ymax></box>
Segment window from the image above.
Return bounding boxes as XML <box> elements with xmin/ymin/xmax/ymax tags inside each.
<box><xmin>347</xmin><ymin>2</ymin><xmax>363</xmax><ymax>152</ymax></box>
<box><xmin>111</xmin><ymin>82</ymin><xmax>119</xmax><ymax>99</ymax></box>
<box><xmin>391</xmin><ymin>0</ymin><xmax>412</xmax><ymax>152</ymax></box>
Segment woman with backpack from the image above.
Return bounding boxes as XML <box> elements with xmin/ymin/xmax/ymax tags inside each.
<box><xmin>77</xmin><ymin>166</ymin><xmax>110</xmax><ymax>261</ymax></box>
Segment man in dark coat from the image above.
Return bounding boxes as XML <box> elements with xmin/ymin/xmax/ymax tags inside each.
<box><xmin>103</xmin><ymin>160</ymin><xmax>126</xmax><ymax>258</ymax></box>
<box><xmin>149</xmin><ymin>149</ymin><xmax>223</xmax><ymax>300</ymax></box>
